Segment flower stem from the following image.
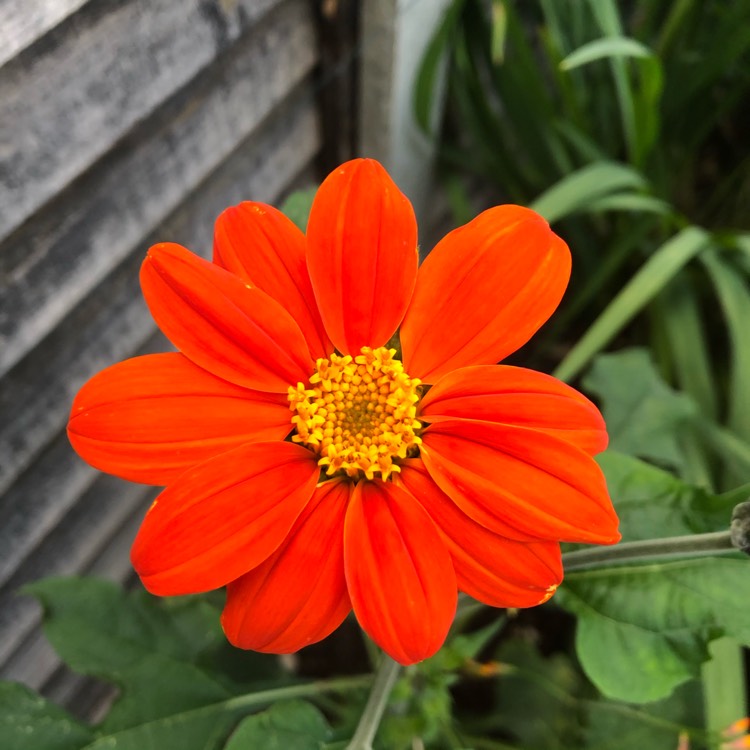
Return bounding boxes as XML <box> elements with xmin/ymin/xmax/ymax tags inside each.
<box><xmin>224</xmin><ymin>674</ymin><xmax>372</xmax><ymax>711</ymax></box>
<box><xmin>563</xmin><ymin>530</ymin><xmax>735</xmax><ymax>572</ymax></box>
<box><xmin>346</xmin><ymin>654</ymin><xmax>402</xmax><ymax>750</ymax></box>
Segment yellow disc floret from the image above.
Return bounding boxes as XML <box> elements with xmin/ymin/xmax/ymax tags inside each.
<box><xmin>289</xmin><ymin>347</ymin><xmax>422</xmax><ymax>480</ymax></box>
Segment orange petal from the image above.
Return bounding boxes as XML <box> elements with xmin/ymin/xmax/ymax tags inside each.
<box><xmin>420</xmin><ymin>365</ymin><xmax>608</xmax><ymax>455</ymax></box>
<box><xmin>130</xmin><ymin>442</ymin><xmax>319</xmax><ymax>595</ymax></box>
<box><xmin>306</xmin><ymin>159</ymin><xmax>418</xmax><ymax>354</ymax></box>
<box><xmin>421</xmin><ymin>420</ymin><xmax>620</xmax><ymax>544</ymax></box>
<box><xmin>396</xmin><ymin>460</ymin><xmax>562</xmax><ymax>608</ymax></box>
<box><xmin>222</xmin><ymin>479</ymin><xmax>351</xmax><ymax>653</ymax></box>
<box><xmin>401</xmin><ymin>206</ymin><xmax>570</xmax><ymax>382</ymax></box>
<box><xmin>213</xmin><ymin>202</ymin><xmax>332</xmax><ymax>360</ymax></box>
<box><xmin>68</xmin><ymin>353</ymin><xmax>291</xmax><ymax>485</ymax></box>
<box><xmin>140</xmin><ymin>242</ymin><xmax>313</xmax><ymax>392</ymax></box>
<box><xmin>344</xmin><ymin>479</ymin><xmax>456</xmax><ymax>665</ymax></box>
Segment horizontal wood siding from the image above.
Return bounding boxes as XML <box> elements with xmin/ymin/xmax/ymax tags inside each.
<box><xmin>0</xmin><ymin>0</ymin><xmax>334</xmax><ymax>707</ymax></box>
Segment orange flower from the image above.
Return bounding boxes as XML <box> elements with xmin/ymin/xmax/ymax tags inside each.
<box><xmin>68</xmin><ymin>159</ymin><xmax>620</xmax><ymax>665</ymax></box>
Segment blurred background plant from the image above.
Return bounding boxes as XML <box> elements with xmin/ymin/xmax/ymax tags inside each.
<box><xmin>415</xmin><ymin>0</ymin><xmax>750</xmax><ymax>746</ymax></box>
<box><xmin>417</xmin><ymin>0</ymin><xmax>750</xmax><ymax>492</ymax></box>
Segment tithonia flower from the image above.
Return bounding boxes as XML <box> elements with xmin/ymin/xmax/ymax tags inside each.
<box><xmin>68</xmin><ymin>159</ymin><xmax>619</xmax><ymax>665</ymax></box>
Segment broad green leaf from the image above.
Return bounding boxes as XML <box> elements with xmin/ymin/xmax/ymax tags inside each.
<box><xmin>558</xmin><ymin>556</ymin><xmax>750</xmax><ymax>703</ymax></box>
<box><xmin>280</xmin><ymin>187</ymin><xmax>317</xmax><ymax>233</ymax></box>
<box><xmin>584</xmin><ymin>680</ymin><xmax>706</xmax><ymax>750</ymax></box>
<box><xmin>223</xmin><ymin>701</ymin><xmax>330</xmax><ymax>750</ymax></box>
<box><xmin>560</xmin><ymin>36</ymin><xmax>653</xmax><ymax>71</ymax></box>
<box><xmin>24</xmin><ymin>578</ymin><xmax>280</xmax><ymax>731</ymax></box>
<box><xmin>558</xmin><ymin>452</ymin><xmax>749</xmax><ymax>703</ymax></box>
<box><xmin>555</xmin><ymin>227</ymin><xmax>711</xmax><ymax>383</ymax></box>
<box><xmin>583</xmin><ymin>349</ymin><xmax>696</xmax><ymax>471</ymax></box>
<box><xmin>596</xmin><ymin>451</ymin><xmax>739</xmax><ymax>541</ymax></box>
<box><xmin>484</xmin><ymin>639</ymin><xmax>585</xmax><ymax>750</ymax></box>
<box><xmin>81</xmin><ymin>702</ymin><xmax>244</xmax><ymax>750</ymax></box>
<box><xmin>530</xmin><ymin>161</ymin><xmax>647</xmax><ymax>223</ymax></box>
<box><xmin>0</xmin><ymin>682</ymin><xmax>94</xmax><ymax>750</ymax></box>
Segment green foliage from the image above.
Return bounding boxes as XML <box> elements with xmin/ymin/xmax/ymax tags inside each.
<box><xmin>3</xmin><ymin>578</ymin><xmax>367</xmax><ymax>750</ymax></box>
<box><xmin>417</xmin><ymin>0</ymin><xmax>750</xmax><ymax>498</ymax></box>
<box><xmin>562</xmin><ymin>451</ymin><xmax>744</xmax><ymax>701</ymax></box>
<box><xmin>223</xmin><ymin>701</ymin><xmax>331</xmax><ymax>750</ymax></box>
<box><xmin>280</xmin><ymin>187</ymin><xmax>317</xmax><ymax>233</ymax></box>
<box><xmin>583</xmin><ymin>682</ymin><xmax>706</xmax><ymax>750</ymax></box>
<box><xmin>583</xmin><ymin>349</ymin><xmax>696</xmax><ymax>471</ymax></box>
<box><xmin>0</xmin><ymin>682</ymin><xmax>94</xmax><ymax>750</ymax></box>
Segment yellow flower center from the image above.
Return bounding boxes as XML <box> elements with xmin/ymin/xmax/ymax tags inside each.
<box><xmin>288</xmin><ymin>347</ymin><xmax>422</xmax><ymax>480</ymax></box>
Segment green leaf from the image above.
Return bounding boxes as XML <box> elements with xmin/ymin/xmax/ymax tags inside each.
<box><xmin>530</xmin><ymin>161</ymin><xmax>647</xmax><ymax>223</ymax></box>
<box><xmin>557</xmin><ymin>452</ymin><xmax>749</xmax><ymax>703</ymax></box>
<box><xmin>82</xmin><ymin>702</ymin><xmax>244</xmax><ymax>750</ymax></box>
<box><xmin>486</xmin><ymin>639</ymin><xmax>585</xmax><ymax>750</ymax></box>
<box><xmin>558</xmin><ymin>556</ymin><xmax>750</xmax><ymax>703</ymax></box>
<box><xmin>657</xmin><ymin>274</ymin><xmax>717</xmax><ymax>420</ymax></box>
<box><xmin>584</xmin><ymin>680</ymin><xmax>705</xmax><ymax>750</ymax></box>
<box><xmin>280</xmin><ymin>187</ymin><xmax>317</xmax><ymax>233</ymax></box>
<box><xmin>583</xmin><ymin>349</ymin><xmax>696</xmax><ymax>471</ymax></box>
<box><xmin>554</xmin><ymin>227</ymin><xmax>711</xmax><ymax>383</ymax></box>
<box><xmin>560</xmin><ymin>36</ymin><xmax>653</xmax><ymax>71</ymax></box>
<box><xmin>596</xmin><ymin>451</ymin><xmax>735</xmax><ymax>540</ymax></box>
<box><xmin>0</xmin><ymin>682</ymin><xmax>94</xmax><ymax>750</ymax></box>
<box><xmin>24</xmin><ymin>578</ymin><xmax>281</xmax><ymax>732</ymax></box>
<box><xmin>584</xmin><ymin>192</ymin><xmax>670</xmax><ymax>215</ymax></box>
<box><xmin>223</xmin><ymin>701</ymin><xmax>330</xmax><ymax>750</ymax></box>
<box><xmin>701</xmin><ymin>251</ymin><xmax>750</xmax><ymax>443</ymax></box>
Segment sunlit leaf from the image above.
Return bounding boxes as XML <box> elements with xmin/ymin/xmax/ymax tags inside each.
<box><xmin>531</xmin><ymin>161</ymin><xmax>648</xmax><ymax>223</ymax></box>
<box><xmin>560</xmin><ymin>36</ymin><xmax>653</xmax><ymax>71</ymax></box>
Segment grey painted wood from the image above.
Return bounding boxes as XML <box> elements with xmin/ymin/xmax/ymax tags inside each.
<box><xmin>0</xmin><ymin>0</ymin><xmax>283</xmax><ymax>244</ymax></box>
<box><xmin>0</xmin><ymin>0</ymin><xmax>89</xmax><ymax>68</ymax></box>
<box><xmin>0</xmin><ymin>0</ymin><xmax>339</xmax><ymax>713</ymax></box>
<box><xmin>0</xmin><ymin>0</ymin><xmax>316</xmax><ymax>377</ymax></box>
<box><xmin>0</xmin><ymin>95</ymin><xmax>320</xmax><ymax>694</ymax></box>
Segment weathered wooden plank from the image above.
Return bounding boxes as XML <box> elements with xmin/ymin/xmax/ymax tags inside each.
<box><xmin>0</xmin><ymin>0</ymin><xmax>89</xmax><ymax>68</ymax></box>
<box><xmin>0</xmin><ymin>0</ymin><xmax>285</xmax><ymax>244</ymax></box>
<box><xmin>0</xmin><ymin>90</ymin><xmax>320</xmax><ymax>501</ymax></box>
<box><xmin>0</xmin><ymin>92</ymin><xmax>321</xmax><ymax>584</ymax></box>
<box><xmin>0</xmin><ymin>0</ymin><xmax>317</xmax><ymax>377</ymax></box>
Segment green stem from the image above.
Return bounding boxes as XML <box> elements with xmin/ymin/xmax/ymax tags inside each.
<box><xmin>563</xmin><ymin>530</ymin><xmax>735</xmax><ymax>572</ymax></box>
<box><xmin>346</xmin><ymin>655</ymin><xmax>402</xmax><ymax>750</ymax></box>
<box><xmin>224</xmin><ymin>675</ymin><xmax>373</xmax><ymax>711</ymax></box>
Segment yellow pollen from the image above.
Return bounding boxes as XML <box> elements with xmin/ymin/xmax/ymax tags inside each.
<box><xmin>289</xmin><ymin>347</ymin><xmax>422</xmax><ymax>481</ymax></box>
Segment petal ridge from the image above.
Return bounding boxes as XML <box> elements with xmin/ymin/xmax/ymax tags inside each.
<box><xmin>420</xmin><ymin>365</ymin><xmax>608</xmax><ymax>455</ymax></box>
<box><xmin>141</xmin><ymin>243</ymin><xmax>313</xmax><ymax>392</ymax></box>
<box><xmin>222</xmin><ymin>479</ymin><xmax>351</xmax><ymax>653</ymax></box>
<box><xmin>130</xmin><ymin>441</ymin><xmax>319</xmax><ymax>595</ymax></box>
<box><xmin>401</xmin><ymin>207</ymin><xmax>571</xmax><ymax>382</ymax></box>
<box><xmin>213</xmin><ymin>202</ymin><xmax>331</xmax><ymax>359</ymax></box>
<box><xmin>420</xmin><ymin>419</ymin><xmax>620</xmax><ymax>544</ymax></box>
<box><xmin>344</xmin><ymin>479</ymin><xmax>456</xmax><ymax>665</ymax></box>
<box><xmin>306</xmin><ymin>159</ymin><xmax>418</xmax><ymax>354</ymax></box>
<box><xmin>68</xmin><ymin>352</ymin><xmax>291</xmax><ymax>485</ymax></box>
